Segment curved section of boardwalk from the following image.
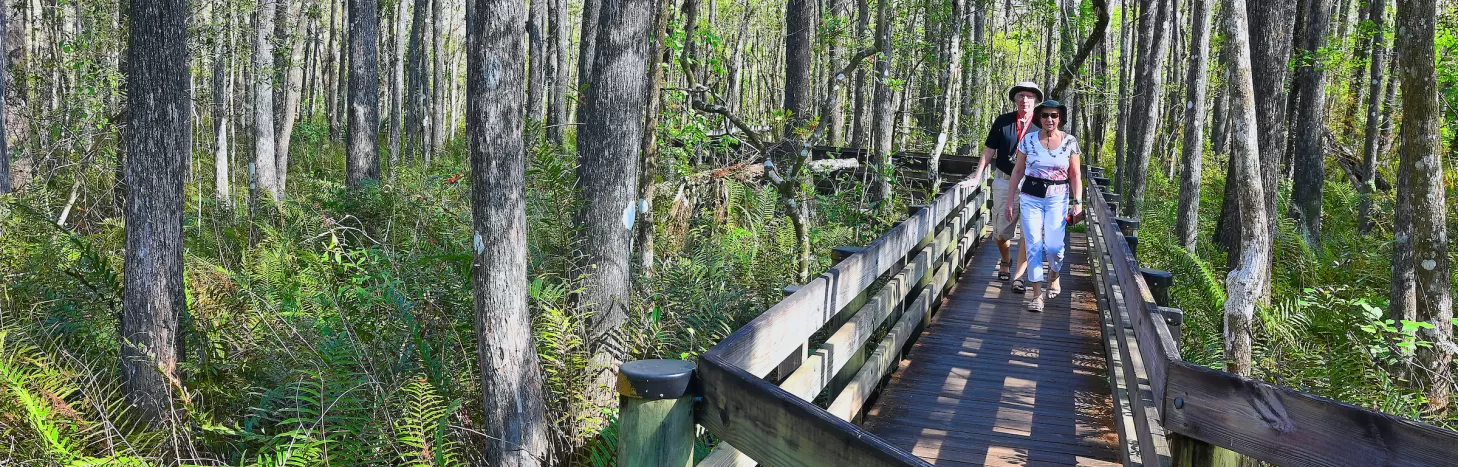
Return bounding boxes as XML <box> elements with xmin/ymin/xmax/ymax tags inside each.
<box><xmin>863</xmin><ymin>230</ymin><xmax>1119</xmax><ymax>466</ymax></box>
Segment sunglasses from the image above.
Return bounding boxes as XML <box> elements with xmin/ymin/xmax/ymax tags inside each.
<box><xmin>1040</xmin><ymin>113</ymin><xmax>1061</xmax><ymax>119</ymax></box>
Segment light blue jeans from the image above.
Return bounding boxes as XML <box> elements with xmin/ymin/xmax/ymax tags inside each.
<box><xmin>1018</xmin><ymin>192</ymin><xmax>1068</xmax><ymax>284</ymax></box>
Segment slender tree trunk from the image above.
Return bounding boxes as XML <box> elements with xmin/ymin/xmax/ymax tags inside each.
<box><xmin>1377</xmin><ymin>49</ymin><xmax>1398</xmax><ymax>156</ymax></box>
<box><xmin>347</xmin><ymin>0</ymin><xmax>380</xmax><ymax>188</ymax></box>
<box><xmin>0</xmin><ymin>1</ymin><xmax>6</xmax><ymax>196</ymax></box>
<box><xmin>390</xmin><ymin>0</ymin><xmax>407</xmax><ymax>172</ymax></box>
<box><xmin>783</xmin><ymin>0</ymin><xmax>815</xmax><ymax>138</ymax></box>
<box><xmin>869</xmin><ymin>0</ymin><xmax>893</xmax><ymax>202</ymax></box>
<box><xmin>1220</xmin><ymin>0</ymin><xmax>1270</xmax><ymax>380</ymax></box>
<box><xmin>849</xmin><ymin>0</ymin><xmax>871</xmax><ymax>149</ymax></box>
<box><xmin>827</xmin><ymin>0</ymin><xmax>849</xmax><ymax>146</ymax></box>
<box><xmin>1124</xmin><ymin>0</ymin><xmax>1171</xmax><ymax>216</ymax></box>
<box><xmin>324</xmin><ymin>0</ymin><xmax>340</xmax><ymax>140</ymax></box>
<box><xmin>1211</xmin><ymin>76</ymin><xmax>1229</xmax><ymax>155</ymax></box>
<box><xmin>1289</xmin><ymin>0</ymin><xmax>1332</xmax><ymax>248</ymax></box>
<box><xmin>575</xmin><ymin>0</ymin><xmax>653</xmax><ymax>420</ymax></box>
<box><xmin>928</xmin><ymin>0</ymin><xmax>965</xmax><ymax>179</ymax></box>
<box><xmin>1175</xmin><ymin>0</ymin><xmax>1212</xmax><ymax>252</ymax></box>
<box><xmin>636</xmin><ymin>0</ymin><xmax>670</xmax><ymax>275</ymax></box>
<box><xmin>525</xmin><ymin>0</ymin><xmax>546</xmax><ymax>125</ymax></box>
<box><xmin>253</xmin><ymin>0</ymin><xmax>278</xmax><ymax>200</ymax></box>
<box><xmin>430</xmin><ymin>0</ymin><xmax>445</xmax><ymax>156</ymax></box>
<box><xmin>121</xmin><ymin>0</ymin><xmax>190</xmax><ymax>425</ymax></box>
<box><xmin>336</xmin><ymin>3</ymin><xmax>349</xmax><ymax>143</ymax></box>
<box><xmin>1357</xmin><ymin>0</ymin><xmax>1385</xmax><ymax>233</ymax></box>
<box><xmin>407</xmin><ymin>0</ymin><xmax>428</xmax><ymax>162</ymax></box>
<box><xmin>275</xmin><ymin>0</ymin><xmax>307</xmax><ymax>199</ymax></box>
<box><xmin>1392</xmin><ymin>0</ymin><xmax>1452</xmax><ymax>411</ymax></box>
<box><xmin>1113</xmin><ymin>0</ymin><xmax>1133</xmax><ymax>195</ymax></box>
<box><xmin>545</xmin><ymin>0</ymin><xmax>567</xmax><ymax>145</ymax></box>
<box><xmin>213</xmin><ymin>12</ymin><xmax>232</xmax><ymax>208</ymax></box>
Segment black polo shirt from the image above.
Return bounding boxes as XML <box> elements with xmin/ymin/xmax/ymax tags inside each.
<box><xmin>983</xmin><ymin>111</ymin><xmax>1032</xmax><ymax>177</ymax></box>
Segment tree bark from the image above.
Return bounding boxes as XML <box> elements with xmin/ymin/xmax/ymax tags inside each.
<box><xmin>253</xmin><ymin>0</ymin><xmax>278</xmax><ymax>201</ymax></box>
<box><xmin>526</xmin><ymin>0</ymin><xmax>547</xmax><ymax>124</ymax></box>
<box><xmin>849</xmin><ymin>0</ymin><xmax>871</xmax><ymax>149</ymax></box>
<box><xmin>347</xmin><ymin>0</ymin><xmax>380</xmax><ymax>188</ymax></box>
<box><xmin>869</xmin><ymin>0</ymin><xmax>893</xmax><ymax>203</ymax></box>
<box><xmin>1219</xmin><ymin>0</ymin><xmax>1270</xmax><ymax>380</ymax></box>
<box><xmin>1391</xmin><ymin>0</ymin><xmax>1452</xmax><ymax>411</ymax></box>
<box><xmin>636</xmin><ymin>0</ymin><xmax>671</xmax><ymax>276</ymax></box>
<box><xmin>1113</xmin><ymin>0</ymin><xmax>1132</xmax><ymax>195</ymax></box>
<box><xmin>1357</xmin><ymin>0</ymin><xmax>1385</xmax><ymax>233</ymax></box>
<box><xmin>1289</xmin><ymin>0</ymin><xmax>1332</xmax><ymax>248</ymax></box>
<box><xmin>1175</xmin><ymin>0</ymin><xmax>1212</xmax><ymax>252</ymax></box>
<box><xmin>1124</xmin><ymin>0</ymin><xmax>1171</xmax><ymax>216</ymax></box>
<box><xmin>0</xmin><ymin>0</ymin><xmax>7</xmax><ymax>195</ymax></box>
<box><xmin>324</xmin><ymin>0</ymin><xmax>340</xmax><ymax>140</ymax></box>
<box><xmin>575</xmin><ymin>0</ymin><xmax>653</xmax><ymax>417</ymax></box>
<box><xmin>1242</xmin><ymin>0</ymin><xmax>1296</xmax><ymax>270</ymax></box>
<box><xmin>430</xmin><ymin>0</ymin><xmax>445</xmax><ymax>155</ymax></box>
<box><xmin>546</xmin><ymin>0</ymin><xmax>568</xmax><ymax>145</ymax></box>
<box><xmin>928</xmin><ymin>0</ymin><xmax>965</xmax><ymax>180</ymax></box>
<box><xmin>408</xmin><ymin>0</ymin><xmax>429</xmax><ymax>162</ymax></box>
<box><xmin>213</xmin><ymin>11</ymin><xmax>231</xmax><ymax>208</ymax></box>
<box><xmin>783</xmin><ymin>0</ymin><xmax>815</xmax><ymax>139</ymax></box>
<box><xmin>465</xmin><ymin>0</ymin><xmax>554</xmax><ymax>461</ymax></box>
<box><xmin>574</xmin><ymin>0</ymin><xmax>603</xmax><ymax>127</ymax></box>
<box><xmin>121</xmin><ymin>0</ymin><xmax>190</xmax><ymax>425</ymax></box>
<box><xmin>390</xmin><ymin>0</ymin><xmax>408</xmax><ymax>173</ymax></box>
<box><xmin>275</xmin><ymin>0</ymin><xmax>307</xmax><ymax>198</ymax></box>
<box><xmin>1211</xmin><ymin>76</ymin><xmax>1229</xmax><ymax>155</ymax></box>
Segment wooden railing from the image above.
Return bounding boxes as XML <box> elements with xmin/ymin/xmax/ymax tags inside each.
<box><xmin>614</xmin><ymin>171</ymin><xmax>988</xmax><ymax>466</ymax></box>
<box><xmin>1081</xmin><ymin>168</ymin><xmax>1458</xmax><ymax>467</ymax></box>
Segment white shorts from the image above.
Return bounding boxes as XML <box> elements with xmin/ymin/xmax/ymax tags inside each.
<box><xmin>990</xmin><ymin>172</ymin><xmax>1020</xmax><ymax>241</ymax></box>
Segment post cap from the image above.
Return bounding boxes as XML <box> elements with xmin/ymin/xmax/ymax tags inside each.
<box><xmin>906</xmin><ymin>205</ymin><xmax>927</xmax><ymax>216</ymax></box>
<box><xmin>1156</xmin><ymin>306</ymin><xmax>1186</xmax><ymax>326</ymax></box>
<box><xmin>782</xmin><ymin>285</ymin><xmax>801</xmax><ymax>297</ymax></box>
<box><xmin>618</xmin><ymin>359</ymin><xmax>696</xmax><ymax>400</ymax></box>
<box><xmin>1093</xmin><ymin>176</ymin><xmax>1111</xmax><ymax>187</ymax></box>
<box><xmin>1113</xmin><ymin>217</ymin><xmax>1141</xmax><ymax>230</ymax></box>
<box><xmin>1140</xmin><ymin>267</ymin><xmax>1174</xmax><ymax>287</ymax></box>
<box><xmin>831</xmin><ymin>246</ymin><xmax>865</xmax><ymax>262</ymax></box>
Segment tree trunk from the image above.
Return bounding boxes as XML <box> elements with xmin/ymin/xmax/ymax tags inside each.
<box><xmin>574</xmin><ymin>0</ymin><xmax>653</xmax><ymax>421</ymax></box>
<box><xmin>526</xmin><ymin>0</ymin><xmax>547</xmax><ymax>125</ymax></box>
<box><xmin>213</xmin><ymin>11</ymin><xmax>232</xmax><ymax>208</ymax></box>
<box><xmin>1357</xmin><ymin>0</ymin><xmax>1385</xmax><ymax>233</ymax></box>
<box><xmin>574</xmin><ymin>0</ymin><xmax>603</xmax><ymax>127</ymax></box>
<box><xmin>1289</xmin><ymin>0</ymin><xmax>1332</xmax><ymax>248</ymax></box>
<box><xmin>0</xmin><ymin>1</ymin><xmax>6</xmax><ymax>196</ymax></box>
<box><xmin>636</xmin><ymin>0</ymin><xmax>671</xmax><ymax>276</ymax></box>
<box><xmin>347</xmin><ymin>0</ymin><xmax>380</xmax><ymax>188</ymax></box>
<box><xmin>1392</xmin><ymin>0</ymin><xmax>1452</xmax><ymax>411</ymax></box>
<box><xmin>465</xmin><ymin>0</ymin><xmax>554</xmax><ymax>461</ymax></box>
<box><xmin>928</xmin><ymin>0</ymin><xmax>965</xmax><ymax>180</ymax></box>
<box><xmin>408</xmin><ymin>0</ymin><xmax>429</xmax><ymax>162</ymax></box>
<box><xmin>1220</xmin><ymin>0</ymin><xmax>1271</xmax><ymax>381</ymax></box>
<box><xmin>336</xmin><ymin>3</ymin><xmax>350</xmax><ymax>143</ymax></box>
<box><xmin>783</xmin><ymin>0</ymin><xmax>815</xmax><ymax>138</ymax></box>
<box><xmin>1231</xmin><ymin>0</ymin><xmax>1296</xmax><ymax>273</ymax></box>
<box><xmin>1113</xmin><ymin>0</ymin><xmax>1132</xmax><ymax>195</ymax></box>
<box><xmin>827</xmin><ymin>0</ymin><xmax>849</xmax><ymax>146</ymax></box>
<box><xmin>253</xmin><ymin>0</ymin><xmax>278</xmax><ymax>201</ymax></box>
<box><xmin>390</xmin><ymin>0</ymin><xmax>408</xmax><ymax>173</ymax></box>
<box><xmin>869</xmin><ymin>0</ymin><xmax>893</xmax><ymax>203</ymax></box>
<box><xmin>1124</xmin><ymin>0</ymin><xmax>1171</xmax><ymax>216</ymax></box>
<box><xmin>324</xmin><ymin>0</ymin><xmax>340</xmax><ymax>140</ymax></box>
<box><xmin>121</xmin><ymin>0</ymin><xmax>190</xmax><ymax>425</ymax></box>
<box><xmin>849</xmin><ymin>0</ymin><xmax>871</xmax><ymax>149</ymax></box>
<box><xmin>1377</xmin><ymin>49</ymin><xmax>1398</xmax><ymax>156</ymax></box>
<box><xmin>275</xmin><ymin>0</ymin><xmax>307</xmax><ymax>199</ymax></box>
<box><xmin>1176</xmin><ymin>0</ymin><xmax>1212</xmax><ymax>252</ymax></box>
<box><xmin>1211</xmin><ymin>76</ymin><xmax>1229</xmax><ymax>155</ymax></box>
<box><xmin>546</xmin><ymin>0</ymin><xmax>568</xmax><ymax>145</ymax></box>
<box><xmin>430</xmin><ymin>0</ymin><xmax>445</xmax><ymax>156</ymax></box>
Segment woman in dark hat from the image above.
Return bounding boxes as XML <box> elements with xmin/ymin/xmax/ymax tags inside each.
<box><xmin>1003</xmin><ymin>99</ymin><xmax>1083</xmax><ymax>312</ymax></box>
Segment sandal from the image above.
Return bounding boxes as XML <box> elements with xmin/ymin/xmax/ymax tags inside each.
<box><xmin>1046</xmin><ymin>271</ymin><xmax>1061</xmax><ymax>299</ymax></box>
<box><xmin>997</xmin><ymin>260</ymin><xmax>1011</xmax><ymax>281</ymax></box>
<box><xmin>1011</xmin><ymin>279</ymin><xmax>1026</xmax><ymax>294</ymax></box>
<box><xmin>1028</xmin><ymin>297</ymin><xmax>1044</xmax><ymax>312</ymax></box>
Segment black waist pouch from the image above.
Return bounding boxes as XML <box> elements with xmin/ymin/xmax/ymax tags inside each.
<box><xmin>1020</xmin><ymin>175</ymin><xmax>1068</xmax><ymax>198</ymax></box>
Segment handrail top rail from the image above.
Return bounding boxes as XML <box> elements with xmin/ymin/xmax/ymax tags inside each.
<box><xmin>705</xmin><ymin>172</ymin><xmax>985</xmax><ymax>377</ymax></box>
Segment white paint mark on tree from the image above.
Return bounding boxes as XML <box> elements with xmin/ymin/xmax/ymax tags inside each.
<box><xmin>474</xmin><ymin>232</ymin><xmax>486</xmax><ymax>254</ymax></box>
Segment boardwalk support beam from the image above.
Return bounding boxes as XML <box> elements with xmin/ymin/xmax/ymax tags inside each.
<box><xmin>617</xmin><ymin>359</ymin><xmax>697</xmax><ymax>467</ymax></box>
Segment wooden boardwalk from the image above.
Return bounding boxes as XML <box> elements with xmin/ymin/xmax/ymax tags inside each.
<box><xmin>863</xmin><ymin>230</ymin><xmax>1120</xmax><ymax>466</ymax></box>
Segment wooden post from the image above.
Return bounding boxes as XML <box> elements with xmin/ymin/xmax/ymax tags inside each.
<box><xmin>1124</xmin><ymin>235</ymin><xmax>1138</xmax><ymax>257</ymax></box>
<box><xmin>774</xmin><ymin>285</ymin><xmax>807</xmax><ymax>383</ymax></box>
<box><xmin>1139</xmin><ymin>267</ymin><xmax>1173</xmax><ymax>306</ymax></box>
<box><xmin>617</xmin><ymin>359</ymin><xmax>696</xmax><ymax>467</ymax></box>
<box><xmin>1137</xmin><ymin>269</ymin><xmax>1228</xmax><ymax>466</ymax></box>
<box><xmin>1113</xmin><ymin>217</ymin><xmax>1140</xmax><ymax>237</ymax></box>
<box><xmin>1093</xmin><ymin>176</ymin><xmax>1111</xmax><ymax>188</ymax></box>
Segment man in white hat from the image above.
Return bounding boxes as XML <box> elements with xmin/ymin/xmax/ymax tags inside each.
<box><xmin>975</xmin><ymin>81</ymin><xmax>1042</xmax><ymax>293</ymax></box>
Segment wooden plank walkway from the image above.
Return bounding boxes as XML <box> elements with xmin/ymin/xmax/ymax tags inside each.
<box><xmin>863</xmin><ymin>230</ymin><xmax>1120</xmax><ymax>466</ymax></box>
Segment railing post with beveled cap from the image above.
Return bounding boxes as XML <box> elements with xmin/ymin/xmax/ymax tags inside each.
<box><xmin>618</xmin><ymin>359</ymin><xmax>697</xmax><ymax>467</ymax></box>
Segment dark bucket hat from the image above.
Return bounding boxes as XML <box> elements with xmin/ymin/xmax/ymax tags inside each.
<box><xmin>1033</xmin><ymin>99</ymin><xmax>1069</xmax><ymax>129</ymax></box>
<box><xmin>1007</xmin><ymin>81</ymin><xmax>1044</xmax><ymax>102</ymax></box>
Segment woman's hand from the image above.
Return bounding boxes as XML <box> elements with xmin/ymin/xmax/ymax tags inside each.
<box><xmin>1069</xmin><ymin>203</ymin><xmax>1083</xmax><ymax>220</ymax></box>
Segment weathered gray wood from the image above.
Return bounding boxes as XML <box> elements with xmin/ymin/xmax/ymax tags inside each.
<box><xmin>1162</xmin><ymin>360</ymin><xmax>1458</xmax><ymax>467</ymax></box>
<box><xmin>713</xmin><ymin>176</ymin><xmax>980</xmax><ymax>377</ymax></box>
<box><xmin>696</xmin><ymin>353</ymin><xmax>931</xmax><ymax>467</ymax></box>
